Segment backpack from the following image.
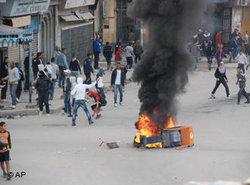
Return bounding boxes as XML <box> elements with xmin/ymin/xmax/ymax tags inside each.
<box><xmin>98</xmin><ymin>92</ymin><xmax>107</xmax><ymax>106</ymax></box>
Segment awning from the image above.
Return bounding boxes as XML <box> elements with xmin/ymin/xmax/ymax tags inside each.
<box><xmin>11</xmin><ymin>16</ymin><xmax>31</xmax><ymax>28</ymax></box>
<box><xmin>60</xmin><ymin>14</ymin><xmax>82</xmax><ymax>22</ymax></box>
<box><xmin>60</xmin><ymin>11</ymin><xmax>94</xmax><ymax>22</ymax></box>
<box><xmin>75</xmin><ymin>11</ymin><xmax>95</xmax><ymax>20</ymax></box>
<box><xmin>0</xmin><ymin>24</ymin><xmax>33</xmax><ymax>48</ymax></box>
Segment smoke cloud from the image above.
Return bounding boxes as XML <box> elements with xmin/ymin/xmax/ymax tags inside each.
<box><xmin>128</xmin><ymin>0</ymin><xmax>210</xmax><ymax>127</ymax></box>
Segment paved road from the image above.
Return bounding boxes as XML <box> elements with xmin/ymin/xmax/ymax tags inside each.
<box><xmin>1</xmin><ymin>62</ymin><xmax>250</xmax><ymax>185</ymax></box>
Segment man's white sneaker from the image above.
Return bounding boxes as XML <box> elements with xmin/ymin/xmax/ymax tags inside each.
<box><xmin>16</xmin><ymin>98</ymin><xmax>19</xmax><ymax>103</ymax></box>
<box><xmin>39</xmin><ymin>111</ymin><xmax>43</xmax><ymax>116</ymax></box>
<box><xmin>114</xmin><ymin>103</ymin><xmax>118</xmax><ymax>107</ymax></box>
<box><xmin>119</xmin><ymin>102</ymin><xmax>123</xmax><ymax>106</ymax></box>
<box><xmin>10</xmin><ymin>105</ymin><xmax>16</xmax><ymax>109</ymax></box>
<box><xmin>46</xmin><ymin>114</ymin><xmax>50</xmax><ymax>117</ymax></box>
<box><xmin>227</xmin><ymin>96</ymin><xmax>232</xmax><ymax>100</ymax></box>
<box><xmin>209</xmin><ymin>94</ymin><xmax>215</xmax><ymax>99</ymax></box>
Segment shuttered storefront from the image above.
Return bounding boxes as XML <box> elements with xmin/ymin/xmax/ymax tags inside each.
<box><xmin>61</xmin><ymin>23</ymin><xmax>93</xmax><ymax>63</ymax></box>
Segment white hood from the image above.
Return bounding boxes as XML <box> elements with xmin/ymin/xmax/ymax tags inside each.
<box><xmin>71</xmin><ymin>78</ymin><xmax>96</xmax><ymax>100</ymax></box>
<box><xmin>77</xmin><ymin>77</ymin><xmax>83</xmax><ymax>84</ymax></box>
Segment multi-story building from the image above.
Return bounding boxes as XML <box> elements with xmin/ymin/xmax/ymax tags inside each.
<box><xmin>0</xmin><ymin>0</ymin><xmax>97</xmax><ymax>68</ymax></box>
<box><xmin>95</xmin><ymin>0</ymin><xmax>140</xmax><ymax>44</ymax></box>
<box><xmin>213</xmin><ymin>0</ymin><xmax>250</xmax><ymax>42</ymax></box>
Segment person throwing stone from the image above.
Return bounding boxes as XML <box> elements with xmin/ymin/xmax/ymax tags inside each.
<box><xmin>71</xmin><ymin>77</ymin><xmax>99</xmax><ymax>126</ymax></box>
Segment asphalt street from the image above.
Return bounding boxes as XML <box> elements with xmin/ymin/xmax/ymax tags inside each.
<box><xmin>1</xmin><ymin>62</ymin><xmax>250</xmax><ymax>185</ymax></box>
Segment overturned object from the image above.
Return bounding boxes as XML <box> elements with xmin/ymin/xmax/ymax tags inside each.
<box><xmin>134</xmin><ymin>126</ymin><xmax>194</xmax><ymax>149</ymax></box>
<box><xmin>99</xmin><ymin>141</ymin><xmax>119</xmax><ymax>149</ymax></box>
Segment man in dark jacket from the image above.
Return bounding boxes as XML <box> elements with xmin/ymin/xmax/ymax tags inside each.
<box><xmin>111</xmin><ymin>62</ymin><xmax>125</xmax><ymax>107</ymax></box>
<box><xmin>24</xmin><ymin>55</ymin><xmax>30</xmax><ymax>91</ymax></box>
<box><xmin>35</xmin><ymin>70</ymin><xmax>52</xmax><ymax>116</ymax></box>
<box><xmin>69</xmin><ymin>53</ymin><xmax>82</xmax><ymax>79</ymax></box>
<box><xmin>103</xmin><ymin>42</ymin><xmax>113</xmax><ymax>70</ymax></box>
<box><xmin>0</xmin><ymin>57</ymin><xmax>9</xmax><ymax>101</ymax></box>
<box><xmin>83</xmin><ymin>53</ymin><xmax>94</xmax><ymax>84</ymax></box>
<box><xmin>134</xmin><ymin>40</ymin><xmax>143</xmax><ymax>64</ymax></box>
<box><xmin>32</xmin><ymin>52</ymin><xmax>43</xmax><ymax>80</ymax></box>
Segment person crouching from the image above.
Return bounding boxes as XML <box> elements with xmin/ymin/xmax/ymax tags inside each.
<box><xmin>87</xmin><ymin>89</ymin><xmax>102</xmax><ymax>119</ymax></box>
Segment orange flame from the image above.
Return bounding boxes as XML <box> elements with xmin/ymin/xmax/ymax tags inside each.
<box><xmin>134</xmin><ymin>113</ymin><xmax>177</xmax><ymax>148</ymax></box>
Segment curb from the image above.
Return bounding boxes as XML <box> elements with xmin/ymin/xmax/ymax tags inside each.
<box><xmin>0</xmin><ymin>105</ymin><xmax>64</xmax><ymax>118</ymax></box>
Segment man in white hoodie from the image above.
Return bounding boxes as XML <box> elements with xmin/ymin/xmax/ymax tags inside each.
<box><xmin>236</xmin><ymin>51</ymin><xmax>248</xmax><ymax>74</ymax></box>
<box><xmin>71</xmin><ymin>77</ymin><xmax>99</xmax><ymax>126</ymax></box>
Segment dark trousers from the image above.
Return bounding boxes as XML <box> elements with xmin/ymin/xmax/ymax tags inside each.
<box><xmin>94</xmin><ymin>51</ymin><xmax>100</xmax><ymax>69</ymax></box>
<box><xmin>1</xmin><ymin>80</ymin><xmax>8</xmax><ymax>99</ymax></box>
<box><xmin>16</xmin><ymin>80</ymin><xmax>22</xmax><ymax>99</ymax></box>
<box><xmin>106</xmin><ymin>57</ymin><xmax>112</xmax><ymax>70</ymax></box>
<box><xmin>33</xmin><ymin>71</ymin><xmax>38</xmax><ymax>80</ymax></box>
<box><xmin>245</xmin><ymin>44</ymin><xmax>249</xmax><ymax>55</ymax></box>
<box><xmin>24</xmin><ymin>70</ymin><xmax>29</xmax><ymax>90</ymax></box>
<box><xmin>207</xmin><ymin>56</ymin><xmax>213</xmax><ymax>71</ymax></box>
<box><xmin>59</xmin><ymin>66</ymin><xmax>66</xmax><ymax>91</ymax></box>
<box><xmin>64</xmin><ymin>93</ymin><xmax>71</xmax><ymax>114</ymax></box>
<box><xmin>238</xmin><ymin>86</ymin><xmax>249</xmax><ymax>103</ymax></box>
<box><xmin>135</xmin><ymin>54</ymin><xmax>141</xmax><ymax>64</ymax></box>
<box><xmin>38</xmin><ymin>91</ymin><xmax>50</xmax><ymax>113</ymax></box>
<box><xmin>126</xmin><ymin>57</ymin><xmax>133</xmax><ymax>69</ymax></box>
<box><xmin>238</xmin><ymin>64</ymin><xmax>245</xmax><ymax>74</ymax></box>
<box><xmin>84</xmin><ymin>73</ymin><xmax>91</xmax><ymax>84</ymax></box>
<box><xmin>212</xmin><ymin>79</ymin><xmax>230</xmax><ymax>97</ymax></box>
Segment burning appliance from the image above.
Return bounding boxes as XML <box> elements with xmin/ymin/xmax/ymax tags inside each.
<box><xmin>134</xmin><ymin>114</ymin><xmax>194</xmax><ymax>149</ymax></box>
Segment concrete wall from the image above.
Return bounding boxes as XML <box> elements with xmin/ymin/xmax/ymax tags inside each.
<box><xmin>102</xmin><ymin>0</ymin><xmax>116</xmax><ymax>44</ymax></box>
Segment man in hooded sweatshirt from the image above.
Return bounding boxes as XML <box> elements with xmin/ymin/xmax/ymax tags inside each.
<box><xmin>71</xmin><ymin>77</ymin><xmax>99</xmax><ymax>126</ymax></box>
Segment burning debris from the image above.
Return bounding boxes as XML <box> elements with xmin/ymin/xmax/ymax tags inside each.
<box><xmin>128</xmin><ymin>0</ymin><xmax>209</xmax><ymax>148</ymax></box>
<box><xmin>133</xmin><ymin>113</ymin><xmax>194</xmax><ymax>149</ymax></box>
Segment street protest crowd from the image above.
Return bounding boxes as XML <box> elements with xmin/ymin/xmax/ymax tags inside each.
<box><xmin>188</xmin><ymin>28</ymin><xmax>250</xmax><ymax>104</ymax></box>
<box><xmin>0</xmin><ymin>35</ymin><xmax>143</xmax><ymax>119</ymax></box>
<box><xmin>0</xmin><ymin>33</ymin><xmax>144</xmax><ymax>180</ymax></box>
<box><xmin>0</xmin><ymin>27</ymin><xmax>249</xmax><ymax>181</ymax></box>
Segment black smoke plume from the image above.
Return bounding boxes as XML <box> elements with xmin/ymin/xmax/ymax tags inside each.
<box><xmin>128</xmin><ymin>0</ymin><xmax>209</xmax><ymax>127</ymax></box>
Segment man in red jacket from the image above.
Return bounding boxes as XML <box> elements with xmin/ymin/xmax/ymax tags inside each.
<box><xmin>87</xmin><ymin>90</ymin><xmax>102</xmax><ymax>119</ymax></box>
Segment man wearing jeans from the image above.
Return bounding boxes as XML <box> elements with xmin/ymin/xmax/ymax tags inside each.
<box><xmin>125</xmin><ymin>42</ymin><xmax>135</xmax><ymax>69</ymax></box>
<box><xmin>111</xmin><ymin>62</ymin><xmax>125</xmax><ymax>107</ymax></box>
<box><xmin>56</xmin><ymin>48</ymin><xmax>68</xmax><ymax>91</ymax></box>
<box><xmin>71</xmin><ymin>77</ymin><xmax>98</xmax><ymax>126</ymax></box>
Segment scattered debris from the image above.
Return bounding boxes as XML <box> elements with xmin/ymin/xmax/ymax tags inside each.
<box><xmin>99</xmin><ymin>139</ymin><xmax>119</xmax><ymax>149</ymax></box>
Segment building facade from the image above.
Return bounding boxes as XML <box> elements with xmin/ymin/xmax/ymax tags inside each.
<box><xmin>95</xmin><ymin>0</ymin><xmax>140</xmax><ymax>44</ymax></box>
<box><xmin>0</xmin><ymin>0</ymin><xmax>96</xmax><ymax>68</ymax></box>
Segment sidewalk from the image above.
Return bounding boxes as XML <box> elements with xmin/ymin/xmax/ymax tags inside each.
<box><xmin>0</xmin><ymin>85</ymin><xmax>65</xmax><ymax>118</ymax></box>
<box><xmin>0</xmin><ymin>59</ymin><xmax>130</xmax><ymax>118</ymax></box>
